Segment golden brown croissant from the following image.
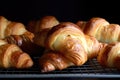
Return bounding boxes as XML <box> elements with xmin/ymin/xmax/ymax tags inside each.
<box><xmin>27</xmin><ymin>16</ymin><xmax>59</xmax><ymax>34</ymax></box>
<box><xmin>27</xmin><ymin>16</ymin><xmax>59</xmax><ymax>47</ymax></box>
<box><xmin>45</xmin><ymin>22</ymin><xmax>103</xmax><ymax>59</ymax></box>
<box><xmin>45</xmin><ymin>22</ymin><xmax>88</xmax><ymax>65</ymax></box>
<box><xmin>39</xmin><ymin>50</ymin><xmax>73</xmax><ymax>72</ymax></box>
<box><xmin>97</xmin><ymin>42</ymin><xmax>120</xmax><ymax>69</ymax></box>
<box><xmin>0</xmin><ymin>39</ymin><xmax>33</xmax><ymax>68</ymax></box>
<box><xmin>38</xmin><ymin>22</ymin><xmax>103</xmax><ymax>72</ymax></box>
<box><xmin>76</xmin><ymin>17</ymin><xmax>120</xmax><ymax>43</ymax></box>
<box><xmin>0</xmin><ymin>16</ymin><xmax>34</xmax><ymax>39</ymax></box>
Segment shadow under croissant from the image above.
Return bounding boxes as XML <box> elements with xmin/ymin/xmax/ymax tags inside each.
<box><xmin>20</xmin><ymin>42</ymin><xmax>45</xmax><ymax>57</ymax></box>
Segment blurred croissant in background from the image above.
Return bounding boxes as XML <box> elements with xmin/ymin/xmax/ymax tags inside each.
<box><xmin>76</xmin><ymin>17</ymin><xmax>120</xmax><ymax>43</ymax></box>
<box><xmin>0</xmin><ymin>16</ymin><xmax>34</xmax><ymax>39</ymax></box>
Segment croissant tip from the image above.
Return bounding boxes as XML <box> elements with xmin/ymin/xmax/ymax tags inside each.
<box><xmin>40</xmin><ymin>68</ymin><xmax>53</xmax><ymax>73</ymax></box>
<box><xmin>24</xmin><ymin>59</ymin><xmax>34</xmax><ymax>68</ymax></box>
<box><xmin>16</xmin><ymin>53</ymin><xmax>34</xmax><ymax>69</ymax></box>
<box><xmin>40</xmin><ymin>62</ymin><xmax>56</xmax><ymax>73</ymax></box>
<box><xmin>41</xmin><ymin>69</ymin><xmax>46</xmax><ymax>73</ymax></box>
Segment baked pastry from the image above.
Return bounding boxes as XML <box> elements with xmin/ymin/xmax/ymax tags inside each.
<box><xmin>39</xmin><ymin>50</ymin><xmax>73</xmax><ymax>72</ymax></box>
<box><xmin>76</xmin><ymin>17</ymin><xmax>120</xmax><ymax>43</ymax></box>
<box><xmin>27</xmin><ymin>15</ymin><xmax>59</xmax><ymax>34</ymax></box>
<box><xmin>97</xmin><ymin>42</ymin><xmax>120</xmax><ymax>69</ymax></box>
<box><xmin>0</xmin><ymin>39</ymin><xmax>33</xmax><ymax>68</ymax></box>
<box><xmin>38</xmin><ymin>22</ymin><xmax>103</xmax><ymax>72</ymax></box>
<box><xmin>27</xmin><ymin>16</ymin><xmax>59</xmax><ymax>47</ymax></box>
<box><xmin>0</xmin><ymin>16</ymin><xmax>34</xmax><ymax>39</ymax></box>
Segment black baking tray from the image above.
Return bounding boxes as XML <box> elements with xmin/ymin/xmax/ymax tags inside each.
<box><xmin>0</xmin><ymin>56</ymin><xmax>120</xmax><ymax>78</ymax></box>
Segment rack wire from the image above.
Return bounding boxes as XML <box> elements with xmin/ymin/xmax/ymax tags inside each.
<box><xmin>0</xmin><ymin>57</ymin><xmax>119</xmax><ymax>78</ymax></box>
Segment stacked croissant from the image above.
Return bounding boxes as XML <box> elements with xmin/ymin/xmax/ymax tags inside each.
<box><xmin>27</xmin><ymin>16</ymin><xmax>120</xmax><ymax>72</ymax></box>
<box><xmin>1</xmin><ymin>15</ymin><xmax>120</xmax><ymax>72</ymax></box>
<box><xmin>0</xmin><ymin>16</ymin><xmax>34</xmax><ymax>69</ymax></box>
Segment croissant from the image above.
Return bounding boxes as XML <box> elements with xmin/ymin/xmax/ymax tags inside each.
<box><xmin>45</xmin><ymin>22</ymin><xmax>88</xmax><ymax>64</ymax></box>
<box><xmin>97</xmin><ymin>42</ymin><xmax>120</xmax><ymax>69</ymax></box>
<box><xmin>27</xmin><ymin>16</ymin><xmax>59</xmax><ymax>47</ymax></box>
<box><xmin>0</xmin><ymin>16</ymin><xmax>34</xmax><ymax>39</ymax></box>
<box><xmin>38</xmin><ymin>22</ymin><xmax>103</xmax><ymax>72</ymax></box>
<box><xmin>76</xmin><ymin>17</ymin><xmax>120</xmax><ymax>43</ymax></box>
<box><xmin>39</xmin><ymin>50</ymin><xmax>73</xmax><ymax>72</ymax></box>
<box><xmin>0</xmin><ymin>39</ymin><xmax>33</xmax><ymax>68</ymax></box>
<box><xmin>27</xmin><ymin>16</ymin><xmax>59</xmax><ymax>34</ymax></box>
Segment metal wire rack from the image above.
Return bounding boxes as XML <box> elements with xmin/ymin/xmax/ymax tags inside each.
<box><xmin>0</xmin><ymin>57</ymin><xmax>120</xmax><ymax>78</ymax></box>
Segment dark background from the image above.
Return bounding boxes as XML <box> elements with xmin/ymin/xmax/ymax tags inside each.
<box><xmin>0</xmin><ymin>0</ymin><xmax>120</xmax><ymax>25</ymax></box>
